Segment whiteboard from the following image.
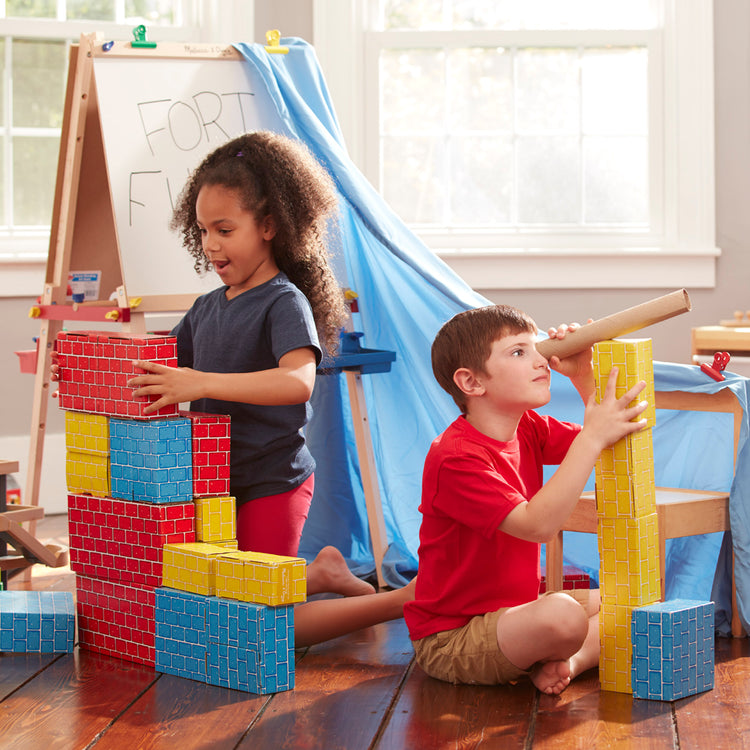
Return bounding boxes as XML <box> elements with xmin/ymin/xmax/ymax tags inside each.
<box><xmin>92</xmin><ymin>56</ymin><xmax>287</xmax><ymax>298</ymax></box>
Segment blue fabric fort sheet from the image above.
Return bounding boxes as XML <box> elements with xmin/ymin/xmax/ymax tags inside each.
<box><xmin>234</xmin><ymin>39</ymin><xmax>750</xmax><ymax>636</ymax></box>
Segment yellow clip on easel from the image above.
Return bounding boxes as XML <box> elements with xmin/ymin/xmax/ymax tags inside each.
<box><xmin>265</xmin><ymin>29</ymin><xmax>288</xmax><ymax>54</ymax></box>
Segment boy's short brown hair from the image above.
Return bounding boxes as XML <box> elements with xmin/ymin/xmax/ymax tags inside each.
<box><xmin>431</xmin><ymin>305</ymin><xmax>537</xmax><ymax>413</ymax></box>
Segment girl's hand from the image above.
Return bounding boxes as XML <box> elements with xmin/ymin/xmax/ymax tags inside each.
<box><xmin>49</xmin><ymin>350</ymin><xmax>61</xmax><ymax>398</ymax></box>
<box><xmin>581</xmin><ymin>367</ymin><xmax>647</xmax><ymax>451</ymax></box>
<box><xmin>128</xmin><ymin>361</ymin><xmax>206</xmax><ymax>415</ymax></box>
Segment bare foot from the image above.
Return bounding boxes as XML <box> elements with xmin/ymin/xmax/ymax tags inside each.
<box><xmin>530</xmin><ymin>659</ymin><xmax>572</xmax><ymax>695</ymax></box>
<box><xmin>306</xmin><ymin>546</ymin><xmax>376</xmax><ymax>597</ymax></box>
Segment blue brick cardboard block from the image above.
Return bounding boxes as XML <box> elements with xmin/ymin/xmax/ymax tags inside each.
<box><xmin>0</xmin><ymin>591</ymin><xmax>75</xmax><ymax>653</ymax></box>
<box><xmin>631</xmin><ymin>599</ymin><xmax>714</xmax><ymax>701</ymax></box>
<box><xmin>110</xmin><ymin>417</ymin><xmax>193</xmax><ymax>504</ymax></box>
<box><xmin>206</xmin><ymin>597</ymin><xmax>294</xmax><ymax>694</ymax></box>
<box><xmin>154</xmin><ymin>588</ymin><xmax>207</xmax><ymax>682</ymax></box>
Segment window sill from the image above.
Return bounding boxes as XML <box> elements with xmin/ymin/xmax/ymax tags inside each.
<box><xmin>0</xmin><ymin>259</ymin><xmax>47</xmax><ymax>298</ymax></box>
<box><xmin>0</xmin><ymin>246</ymin><xmax>720</xmax><ymax>299</ymax></box>
<box><xmin>437</xmin><ymin>247</ymin><xmax>721</xmax><ymax>290</ymax></box>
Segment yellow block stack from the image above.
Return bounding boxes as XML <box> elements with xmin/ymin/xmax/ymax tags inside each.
<box><xmin>162</xmin><ymin>495</ymin><xmax>306</xmax><ymax>607</ymax></box>
<box><xmin>593</xmin><ymin>339</ymin><xmax>662</xmax><ymax>694</ymax></box>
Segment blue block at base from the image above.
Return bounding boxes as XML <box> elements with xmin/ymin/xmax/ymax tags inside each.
<box><xmin>154</xmin><ymin>588</ymin><xmax>208</xmax><ymax>682</ymax></box>
<box><xmin>206</xmin><ymin>597</ymin><xmax>294</xmax><ymax>694</ymax></box>
<box><xmin>0</xmin><ymin>591</ymin><xmax>75</xmax><ymax>653</ymax></box>
<box><xmin>631</xmin><ymin>599</ymin><xmax>714</xmax><ymax>701</ymax></box>
<box><xmin>154</xmin><ymin>589</ymin><xmax>295</xmax><ymax>694</ymax></box>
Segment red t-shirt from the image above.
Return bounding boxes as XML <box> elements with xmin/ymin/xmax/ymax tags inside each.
<box><xmin>404</xmin><ymin>412</ymin><xmax>581</xmax><ymax>641</ymax></box>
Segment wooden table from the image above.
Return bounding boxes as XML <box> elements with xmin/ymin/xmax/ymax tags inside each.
<box><xmin>0</xmin><ymin>459</ymin><xmax>20</xmax><ymax>589</ymax></box>
<box><xmin>692</xmin><ymin>325</ymin><xmax>750</xmax><ymax>358</ymax></box>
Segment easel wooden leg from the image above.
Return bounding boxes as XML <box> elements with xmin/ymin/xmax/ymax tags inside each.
<box><xmin>26</xmin><ymin>317</ymin><xmax>61</xmax><ymax>512</ymax></box>
<box><xmin>344</xmin><ymin>370</ymin><xmax>388</xmax><ymax>589</ymax></box>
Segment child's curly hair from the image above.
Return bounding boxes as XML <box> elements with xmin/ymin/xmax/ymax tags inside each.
<box><xmin>171</xmin><ymin>131</ymin><xmax>347</xmax><ymax>353</ymax></box>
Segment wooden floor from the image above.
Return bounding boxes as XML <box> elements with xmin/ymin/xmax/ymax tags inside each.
<box><xmin>3</xmin><ymin>516</ymin><xmax>750</xmax><ymax>749</ymax></box>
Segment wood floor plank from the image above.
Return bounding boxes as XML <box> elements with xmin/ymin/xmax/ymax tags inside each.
<box><xmin>672</xmin><ymin>636</ymin><xmax>750</xmax><ymax>749</ymax></box>
<box><xmin>0</xmin><ymin>652</ymin><xmax>62</xmax><ymax>701</ymax></box>
<box><xmin>0</xmin><ymin>647</ymin><xmax>157</xmax><ymax>750</ymax></box>
<box><xmin>236</xmin><ymin>619</ymin><xmax>414</xmax><ymax>750</ymax></box>
<box><xmin>531</xmin><ymin>668</ymin><xmax>675</xmax><ymax>749</ymax></box>
<box><xmin>375</xmin><ymin>661</ymin><xmax>536</xmax><ymax>749</ymax></box>
<box><xmin>89</xmin><ymin>672</ymin><xmax>271</xmax><ymax>749</ymax></box>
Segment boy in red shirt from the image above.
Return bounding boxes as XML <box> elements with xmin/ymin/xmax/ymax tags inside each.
<box><xmin>404</xmin><ymin>305</ymin><xmax>647</xmax><ymax>695</ymax></box>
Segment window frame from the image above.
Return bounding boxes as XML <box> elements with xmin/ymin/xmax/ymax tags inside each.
<box><xmin>314</xmin><ymin>0</ymin><xmax>718</xmax><ymax>290</ymax></box>
<box><xmin>0</xmin><ymin>0</ymin><xmax>255</xmax><ymax>296</ymax></box>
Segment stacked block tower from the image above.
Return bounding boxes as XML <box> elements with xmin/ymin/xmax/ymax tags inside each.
<box><xmin>592</xmin><ymin>339</ymin><xmax>661</xmax><ymax>694</ymax></box>
<box><xmin>57</xmin><ymin>330</ymin><xmax>303</xmax><ymax>693</ymax></box>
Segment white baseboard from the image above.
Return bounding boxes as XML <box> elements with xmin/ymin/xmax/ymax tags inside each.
<box><xmin>0</xmin><ymin>433</ymin><xmax>67</xmax><ymax>515</ymax></box>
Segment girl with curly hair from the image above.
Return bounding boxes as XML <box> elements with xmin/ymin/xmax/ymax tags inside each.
<box><xmin>128</xmin><ymin>132</ymin><xmax>368</xmax><ymax>595</ymax></box>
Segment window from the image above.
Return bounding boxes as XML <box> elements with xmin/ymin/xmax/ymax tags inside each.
<box><xmin>314</xmin><ymin>0</ymin><xmax>718</xmax><ymax>289</ymax></box>
<box><xmin>0</xmin><ymin>0</ymin><xmax>201</xmax><ymax>279</ymax></box>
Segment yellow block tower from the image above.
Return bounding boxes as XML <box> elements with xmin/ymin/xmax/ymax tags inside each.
<box><xmin>593</xmin><ymin>339</ymin><xmax>662</xmax><ymax>693</ymax></box>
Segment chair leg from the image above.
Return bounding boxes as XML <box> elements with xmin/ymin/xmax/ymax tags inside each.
<box><xmin>546</xmin><ymin>530</ymin><xmax>564</xmax><ymax>591</ymax></box>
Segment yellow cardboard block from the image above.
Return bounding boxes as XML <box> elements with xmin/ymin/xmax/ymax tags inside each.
<box><xmin>593</xmin><ymin>339</ymin><xmax>656</xmax><ymax>428</ymax></box>
<box><xmin>194</xmin><ymin>495</ymin><xmax>236</xmax><ymax>542</ymax></box>
<box><xmin>598</xmin><ymin>513</ymin><xmax>661</xmax><ymax>607</ymax></box>
<box><xmin>596</xmin><ymin>428</ymin><xmax>654</xmax><ymax>481</ymax></box>
<box><xmin>599</xmin><ymin>601</ymin><xmax>633</xmax><ymax>694</ymax></box>
<box><xmin>215</xmin><ymin>550</ymin><xmax>306</xmax><ymax>606</ymax></box>
<box><xmin>65</xmin><ymin>411</ymin><xmax>110</xmax><ymax>454</ymax></box>
<box><xmin>161</xmin><ymin>542</ymin><xmax>229</xmax><ymax>596</ymax></box>
<box><xmin>66</xmin><ymin>450</ymin><xmax>110</xmax><ymax>497</ymax></box>
<box><xmin>595</xmin><ymin>469</ymin><xmax>656</xmax><ymax>519</ymax></box>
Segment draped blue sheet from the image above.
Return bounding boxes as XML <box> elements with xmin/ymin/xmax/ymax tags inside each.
<box><xmin>234</xmin><ymin>39</ymin><xmax>750</xmax><ymax>635</ymax></box>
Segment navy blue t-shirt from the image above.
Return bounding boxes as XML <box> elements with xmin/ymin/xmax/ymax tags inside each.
<box><xmin>172</xmin><ymin>273</ymin><xmax>322</xmax><ymax>501</ymax></box>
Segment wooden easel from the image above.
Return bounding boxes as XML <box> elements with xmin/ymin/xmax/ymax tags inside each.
<box><xmin>26</xmin><ymin>35</ymin><xmax>216</xmax><ymax>525</ymax></box>
<box><xmin>26</xmin><ymin>32</ymin><xmax>391</xmax><ymax>586</ymax></box>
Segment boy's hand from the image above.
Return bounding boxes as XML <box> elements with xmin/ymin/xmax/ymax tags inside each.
<box><xmin>581</xmin><ymin>367</ymin><xmax>647</xmax><ymax>450</ymax></box>
<box><xmin>545</xmin><ymin>321</ymin><xmax>595</xmax><ymax>400</ymax></box>
<box><xmin>128</xmin><ymin>360</ymin><xmax>205</xmax><ymax>415</ymax></box>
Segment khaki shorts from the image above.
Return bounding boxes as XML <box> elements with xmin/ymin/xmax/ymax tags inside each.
<box><xmin>412</xmin><ymin>588</ymin><xmax>591</xmax><ymax>686</ymax></box>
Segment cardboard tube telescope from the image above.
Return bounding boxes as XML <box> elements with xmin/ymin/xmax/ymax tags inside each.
<box><xmin>536</xmin><ymin>289</ymin><xmax>692</xmax><ymax>361</ymax></box>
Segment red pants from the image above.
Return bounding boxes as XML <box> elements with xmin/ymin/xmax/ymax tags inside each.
<box><xmin>235</xmin><ymin>474</ymin><xmax>314</xmax><ymax>557</ymax></box>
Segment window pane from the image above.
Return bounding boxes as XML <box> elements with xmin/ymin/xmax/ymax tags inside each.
<box><xmin>6</xmin><ymin>0</ymin><xmax>57</xmax><ymax>19</ymax></box>
<box><xmin>0</xmin><ymin>39</ymin><xmax>5</xmax><ymax>129</ymax></box>
<box><xmin>447</xmin><ymin>48</ymin><xmax>512</xmax><ymax>132</ymax></box>
<box><xmin>381</xmin><ymin>50</ymin><xmax>445</xmax><ymax>133</ymax></box>
<box><xmin>382</xmin><ymin>0</ymin><xmax>654</xmax><ymax>30</ymax></box>
<box><xmin>67</xmin><ymin>0</ymin><xmax>115</xmax><ymax>21</ymax></box>
<box><xmin>517</xmin><ymin>135</ymin><xmax>580</xmax><ymax>223</ymax></box>
<box><xmin>453</xmin><ymin>0</ymin><xmax>653</xmax><ymax>30</ymax></box>
<box><xmin>515</xmin><ymin>48</ymin><xmax>579</xmax><ymax>133</ymax></box>
<box><xmin>13</xmin><ymin>40</ymin><xmax>67</xmax><ymax>128</ymax></box>
<box><xmin>13</xmin><ymin>136</ymin><xmax>59</xmax><ymax>226</ymax></box>
<box><xmin>583</xmin><ymin>48</ymin><xmax>647</xmax><ymax>134</ymax></box>
<box><xmin>382</xmin><ymin>135</ymin><xmax>444</xmax><ymax>224</ymax></box>
<box><xmin>0</xmin><ymin>143</ymin><xmax>5</xmax><ymax>225</ymax></box>
<box><xmin>125</xmin><ymin>0</ymin><xmax>177</xmax><ymax>25</ymax></box>
<box><xmin>450</xmin><ymin>136</ymin><xmax>513</xmax><ymax>223</ymax></box>
<box><xmin>584</xmin><ymin>136</ymin><xmax>648</xmax><ymax>224</ymax></box>
<box><xmin>382</xmin><ymin>0</ymin><xmax>445</xmax><ymax>30</ymax></box>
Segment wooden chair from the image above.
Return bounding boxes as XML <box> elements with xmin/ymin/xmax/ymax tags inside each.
<box><xmin>545</xmin><ymin>388</ymin><xmax>745</xmax><ymax>637</ymax></box>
